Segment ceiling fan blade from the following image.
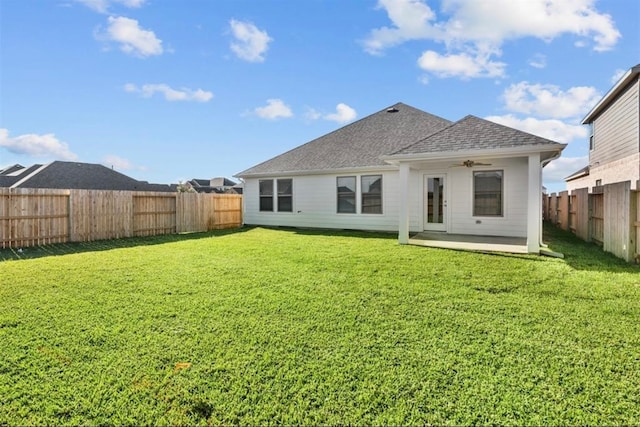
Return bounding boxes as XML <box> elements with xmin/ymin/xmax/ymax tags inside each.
<box><xmin>449</xmin><ymin>160</ymin><xmax>493</xmax><ymax>167</ymax></box>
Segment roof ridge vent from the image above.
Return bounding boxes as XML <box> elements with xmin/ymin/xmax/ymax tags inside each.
<box><xmin>386</xmin><ymin>107</ymin><xmax>399</xmax><ymax>113</ymax></box>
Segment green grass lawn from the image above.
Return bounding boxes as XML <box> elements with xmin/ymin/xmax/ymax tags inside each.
<box><xmin>1</xmin><ymin>224</ymin><xmax>639</xmax><ymax>426</ymax></box>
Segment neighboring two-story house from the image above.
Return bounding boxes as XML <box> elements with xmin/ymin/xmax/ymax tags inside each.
<box><xmin>566</xmin><ymin>64</ymin><xmax>640</xmax><ymax>192</ymax></box>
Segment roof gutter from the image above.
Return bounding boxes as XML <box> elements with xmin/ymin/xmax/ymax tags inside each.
<box><xmin>381</xmin><ymin>143</ymin><xmax>566</xmax><ymax>165</ymax></box>
<box><xmin>235</xmin><ymin>164</ymin><xmax>399</xmax><ymax>179</ymax></box>
<box><xmin>541</xmin><ymin>150</ymin><xmax>562</xmax><ymax>168</ymax></box>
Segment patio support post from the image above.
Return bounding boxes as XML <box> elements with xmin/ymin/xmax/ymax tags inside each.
<box><xmin>539</xmin><ymin>165</ymin><xmax>545</xmax><ymax>246</ymax></box>
<box><xmin>398</xmin><ymin>162</ymin><xmax>410</xmax><ymax>244</ymax></box>
<box><xmin>527</xmin><ymin>153</ymin><xmax>541</xmax><ymax>253</ymax></box>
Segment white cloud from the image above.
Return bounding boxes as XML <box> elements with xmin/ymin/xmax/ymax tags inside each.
<box><xmin>437</xmin><ymin>0</ymin><xmax>620</xmax><ymax>52</ymax></box>
<box><xmin>485</xmin><ymin>114</ymin><xmax>587</xmax><ymax>144</ymax></box>
<box><xmin>502</xmin><ymin>82</ymin><xmax>601</xmax><ymax>119</ymax></box>
<box><xmin>324</xmin><ymin>104</ymin><xmax>358</xmax><ymax>123</ymax></box>
<box><xmin>305</xmin><ymin>103</ymin><xmax>358</xmax><ymax>123</ymax></box>
<box><xmin>254</xmin><ymin>99</ymin><xmax>293</xmax><ymax>120</ymax></box>
<box><xmin>102</xmin><ymin>154</ymin><xmax>146</xmax><ymax>171</ymax></box>
<box><xmin>364</xmin><ymin>0</ymin><xmax>620</xmax><ymax>79</ymax></box>
<box><xmin>99</xmin><ymin>16</ymin><xmax>163</xmax><ymax>57</ymax></box>
<box><xmin>417</xmin><ymin>50</ymin><xmax>505</xmax><ymax>79</ymax></box>
<box><xmin>75</xmin><ymin>0</ymin><xmax>146</xmax><ymax>13</ymax></box>
<box><xmin>125</xmin><ymin>83</ymin><xmax>213</xmax><ymax>102</ymax></box>
<box><xmin>528</xmin><ymin>53</ymin><xmax>547</xmax><ymax>69</ymax></box>
<box><xmin>363</xmin><ymin>0</ymin><xmax>440</xmax><ymax>55</ymax></box>
<box><xmin>543</xmin><ymin>155</ymin><xmax>589</xmax><ymax>182</ymax></box>
<box><xmin>304</xmin><ymin>108</ymin><xmax>323</xmax><ymax>121</ymax></box>
<box><xmin>0</xmin><ymin>128</ymin><xmax>78</xmax><ymax>160</ymax></box>
<box><xmin>611</xmin><ymin>68</ymin><xmax>627</xmax><ymax>84</ymax></box>
<box><xmin>229</xmin><ymin>19</ymin><xmax>272</xmax><ymax>63</ymax></box>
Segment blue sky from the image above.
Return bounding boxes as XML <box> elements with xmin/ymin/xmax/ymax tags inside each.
<box><xmin>1</xmin><ymin>0</ymin><xmax>638</xmax><ymax>193</ymax></box>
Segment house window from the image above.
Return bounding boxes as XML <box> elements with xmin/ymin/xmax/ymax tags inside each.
<box><xmin>473</xmin><ymin>170</ymin><xmax>503</xmax><ymax>217</ymax></box>
<box><xmin>361</xmin><ymin>175</ymin><xmax>382</xmax><ymax>214</ymax></box>
<box><xmin>595</xmin><ymin>179</ymin><xmax>602</xmax><ymax>187</ymax></box>
<box><xmin>259</xmin><ymin>179</ymin><xmax>273</xmax><ymax>212</ymax></box>
<box><xmin>277</xmin><ymin>179</ymin><xmax>293</xmax><ymax>212</ymax></box>
<box><xmin>337</xmin><ymin>176</ymin><xmax>356</xmax><ymax>213</ymax></box>
<box><xmin>589</xmin><ymin>122</ymin><xmax>595</xmax><ymax>150</ymax></box>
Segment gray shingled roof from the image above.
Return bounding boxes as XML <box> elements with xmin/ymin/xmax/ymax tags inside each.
<box><xmin>236</xmin><ymin>102</ymin><xmax>452</xmax><ymax>177</ymax></box>
<box><xmin>187</xmin><ymin>177</ymin><xmax>237</xmax><ymax>193</ymax></box>
<box><xmin>4</xmin><ymin>161</ymin><xmax>174</xmax><ymax>192</ymax></box>
<box><xmin>0</xmin><ymin>164</ymin><xmax>44</xmax><ymax>187</ymax></box>
<box><xmin>391</xmin><ymin>115</ymin><xmax>563</xmax><ymax>156</ymax></box>
<box><xmin>209</xmin><ymin>177</ymin><xmax>237</xmax><ymax>187</ymax></box>
<box><xmin>0</xmin><ymin>164</ymin><xmax>26</xmax><ymax>175</ymax></box>
<box><xmin>565</xmin><ymin>165</ymin><xmax>589</xmax><ymax>181</ymax></box>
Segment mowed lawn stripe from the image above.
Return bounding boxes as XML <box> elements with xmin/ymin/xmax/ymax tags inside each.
<box><xmin>0</xmin><ymin>226</ymin><xmax>638</xmax><ymax>425</ymax></box>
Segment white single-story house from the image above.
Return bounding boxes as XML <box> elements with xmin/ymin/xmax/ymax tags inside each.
<box><xmin>235</xmin><ymin>103</ymin><xmax>566</xmax><ymax>253</ymax></box>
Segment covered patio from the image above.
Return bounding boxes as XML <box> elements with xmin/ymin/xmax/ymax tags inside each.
<box><xmin>409</xmin><ymin>231</ymin><xmax>529</xmax><ymax>254</ymax></box>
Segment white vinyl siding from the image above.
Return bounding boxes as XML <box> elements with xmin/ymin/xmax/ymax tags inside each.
<box><xmin>244</xmin><ymin>171</ymin><xmax>399</xmax><ymax>231</ymax></box>
<box><xmin>243</xmin><ymin>157</ymin><xmax>530</xmax><ymax>237</ymax></box>
<box><xmin>444</xmin><ymin>158</ymin><xmax>527</xmax><ymax>237</ymax></box>
<box><xmin>590</xmin><ymin>77</ymin><xmax>640</xmax><ymax>166</ymax></box>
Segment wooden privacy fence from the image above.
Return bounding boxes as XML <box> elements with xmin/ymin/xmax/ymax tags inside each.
<box><xmin>543</xmin><ymin>181</ymin><xmax>639</xmax><ymax>262</ymax></box>
<box><xmin>0</xmin><ymin>188</ymin><xmax>242</xmax><ymax>249</ymax></box>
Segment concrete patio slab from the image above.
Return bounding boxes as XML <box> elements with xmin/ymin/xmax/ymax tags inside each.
<box><xmin>408</xmin><ymin>232</ymin><xmax>529</xmax><ymax>254</ymax></box>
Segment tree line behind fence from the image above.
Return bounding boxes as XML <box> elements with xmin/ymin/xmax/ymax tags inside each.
<box><xmin>543</xmin><ymin>180</ymin><xmax>639</xmax><ymax>263</ymax></box>
<box><xmin>0</xmin><ymin>188</ymin><xmax>243</xmax><ymax>249</ymax></box>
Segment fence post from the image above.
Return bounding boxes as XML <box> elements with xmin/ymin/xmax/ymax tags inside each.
<box><xmin>635</xmin><ymin>189</ymin><xmax>640</xmax><ymax>263</ymax></box>
<box><xmin>558</xmin><ymin>191</ymin><xmax>569</xmax><ymax>231</ymax></box>
<box><xmin>67</xmin><ymin>190</ymin><xmax>73</xmax><ymax>243</ymax></box>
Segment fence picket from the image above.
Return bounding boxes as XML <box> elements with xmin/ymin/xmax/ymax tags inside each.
<box><xmin>543</xmin><ymin>182</ymin><xmax>637</xmax><ymax>262</ymax></box>
<box><xmin>0</xmin><ymin>188</ymin><xmax>242</xmax><ymax>249</ymax></box>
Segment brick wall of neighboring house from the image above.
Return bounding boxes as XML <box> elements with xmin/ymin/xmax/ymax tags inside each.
<box><xmin>566</xmin><ymin>152</ymin><xmax>640</xmax><ymax>192</ymax></box>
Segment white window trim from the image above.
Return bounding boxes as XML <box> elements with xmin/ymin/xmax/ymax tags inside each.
<box><xmin>336</xmin><ymin>174</ymin><xmax>384</xmax><ymax>215</ymax></box>
<box><xmin>361</xmin><ymin>174</ymin><xmax>383</xmax><ymax>215</ymax></box>
<box><xmin>472</xmin><ymin>169</ymin><xmax>504</xmax><ymax>218</ymax></box>
<box><xmin>276</xmin><ymin>178</ymin><xmax>294</xmax><ymax>213</ymax></box>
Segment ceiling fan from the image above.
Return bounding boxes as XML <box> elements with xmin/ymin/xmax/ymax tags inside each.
<box><xmin>451</xmin><ymin>160</ymin><xmax>492</xmax><ymax>168</ymax></box>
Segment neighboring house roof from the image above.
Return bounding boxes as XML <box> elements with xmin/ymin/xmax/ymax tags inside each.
<box><xmin>565</xmin><ymin>165</ymin><xmax>590</xmax><ymax>182</ymax></box>
<box><xmin>0</xmin><ymin>164</ymin><xmax>26</xmax><ymax>175</ymax></box>
<box><xmin>236</xmin><ymin>102</ymin><xmax>452</xmax><ymax>177</ymax></box>
<box><xmin>1</xmin><ymin>161</ymin><xmax>174</xmax><ymax>192</ymax></box>
<box><xmin>0</xmin><ymin>164</ymin><xmax>43</xmax><ymax>187</ymax></box>
<box><xmin>190</xmin><ymin>179</ymin><xmax>211</xmax><ymax>187</ymax></box>
<box><xmin>582</xmin><ymin>64</ymin><xmax>640</xmax><ymax>124</ymax></box>
<box><xmin>389</xmin><ymin>115</ymin><xmax>564</xmax><ymax>159</ymax></box>
<box><xmin>210</xmin><ymin>177</ymin><xmax>237</xmax><ymax>187</ymax></box>
<box><xmin>188</xmin><ymin>177</ymin><xmax>237</xmax><ymax>193</ymax></box>
<box><xmin>226</xmin><ymin>182</ymin><xmax>243</xmax><ymax>194</ymax></box>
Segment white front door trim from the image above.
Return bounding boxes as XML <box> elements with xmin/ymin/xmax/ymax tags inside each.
<box><xmin>424</xmin><ymin>173</ymin><xmax>447</xmax><ymax>232</ymax></box>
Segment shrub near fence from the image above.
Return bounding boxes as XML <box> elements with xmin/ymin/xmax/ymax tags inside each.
<box><xmin>0</xmin><ymin>188</ymin><xmax>242</xmax><ymax>249</ymax></box>
<box><xmin>543</xmin><ymin>180</ymin><xmax>639</xmax><ymax>262</ymax></box>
